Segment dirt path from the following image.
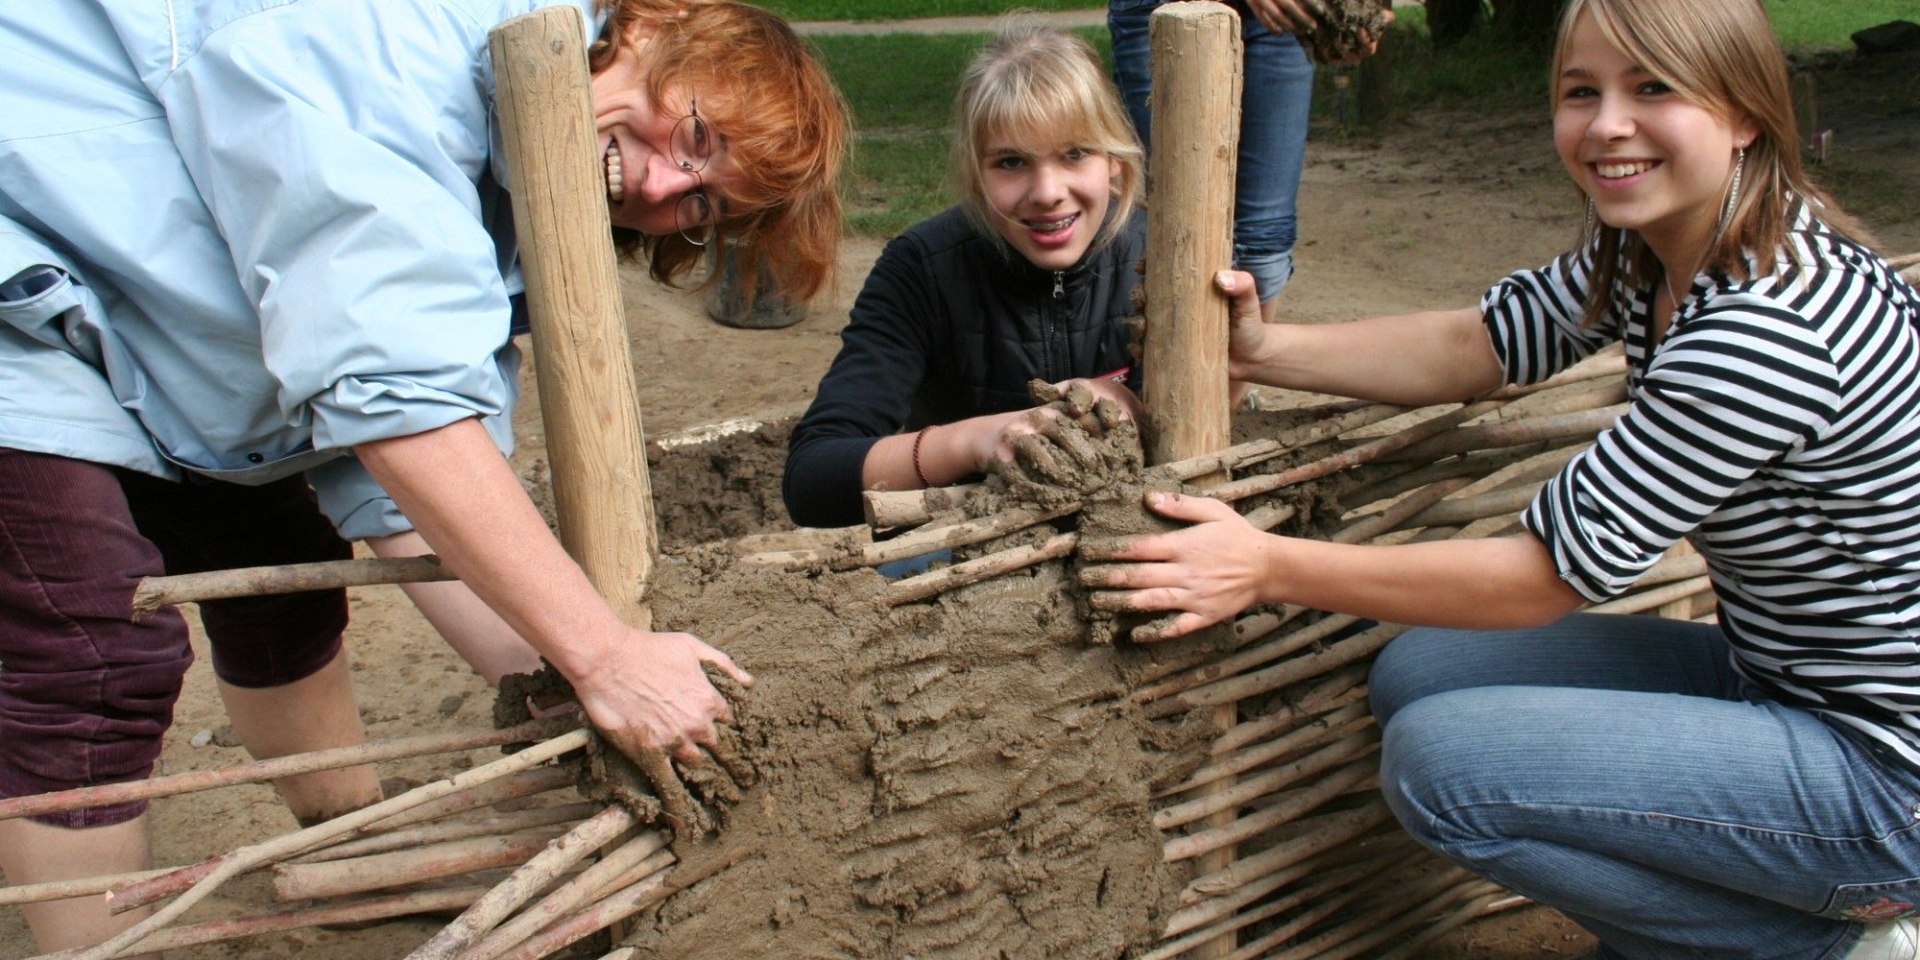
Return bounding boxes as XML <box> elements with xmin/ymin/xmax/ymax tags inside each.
<box><xmin>3</xmin><ymin>36</ymin><xmax>1914</xmax><ymax>960</ymax></box>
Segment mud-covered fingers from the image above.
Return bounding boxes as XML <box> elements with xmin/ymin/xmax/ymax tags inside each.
<box><xmin>1130</xmin><ymin>612</ymin><xmax>1208</xmax><ymax>644</ymax></box>
<box><xmin>636</xmin><ymin>746</ymin><xmax>707</xmax><ymax>838</ymax></box>
<box><xmin>674</xmin><ymin>749</ymin><xmax>743</xmax><ymax>809</ymax></box>
<box><xmin>1033</xmin><ymin>413</ymin><xmax>1103</xmax><ymax>468</ymax></box>
<box><xmin>1077</xmin><ymin>533</ymin><xmax>1150</xmax><ymax>565</ymax></box>
<box><xmin>1012</xmin><ymin>434</ymin><xmax>1079</xmax><ymax>487</ymax></box>
<box><xmin>706</xmin><ymin>726</ymin><xmax>758</xmax><ymax>789</ymax></box>
<box><xmin>1061</xmin><ymin>380</ymin><xmax>1097</xmax><ymax>418</ymax></box>
<box><xmin>1027</xmin><ymin>378</ymin><xmax>1064</xmax><ymax>405</ymax></box>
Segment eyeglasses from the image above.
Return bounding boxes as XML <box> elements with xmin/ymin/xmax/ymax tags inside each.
<box><xmin>672</xmin><ymin>99</ymin><xmax>715</xmax><ymax>247</ymax></box>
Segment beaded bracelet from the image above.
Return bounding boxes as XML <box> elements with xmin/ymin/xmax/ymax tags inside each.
<box><xmin>911</xmin><ymin>425</ymin><xmax>935</xmax><ymax>488</ymax></box>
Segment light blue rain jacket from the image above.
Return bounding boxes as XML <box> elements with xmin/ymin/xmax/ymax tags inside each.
<box><xmin>0</xmin><ymin>0</ymin><xmax>595</xmax><ymax>538</ymax></box>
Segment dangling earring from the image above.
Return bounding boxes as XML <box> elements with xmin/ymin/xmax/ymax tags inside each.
<box><xmin>1583</xmin><ymin>196</ymin><xmax>1597</xmax><ymax>240</ymax></box>
<box><xmin>1716</xmin><ymin>145</ymin><xmax>1746</xmax><ymax>237</ymax></box>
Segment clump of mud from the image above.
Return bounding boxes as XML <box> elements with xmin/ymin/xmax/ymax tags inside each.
<box><xmin>1297</xmin><ymin>0</ymin><xmax>1394</xmax><ymax>63</ymax></box>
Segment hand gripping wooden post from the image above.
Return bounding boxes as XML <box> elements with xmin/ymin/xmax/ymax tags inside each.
<box><xmin>1141</xmin><ymin>5</ymin><xmax>1242</xmax><ymax>958</ymax></box>
<box><xmin>490</xmin><ymin>7</ymin><xmax>658</xmax><ymax>629</ymax></box>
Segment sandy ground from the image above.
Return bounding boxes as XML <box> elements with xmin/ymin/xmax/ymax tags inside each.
<box><xmin>3</xmin><ymin>40</ymin><xmax>1916</xmax><ymax>960</ymax></box>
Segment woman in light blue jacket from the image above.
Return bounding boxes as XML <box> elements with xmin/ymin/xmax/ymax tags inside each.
<box><xmin>0</xmin><ymin>1</ymin><xmax>845</xmax><ymax>950</ymax></box>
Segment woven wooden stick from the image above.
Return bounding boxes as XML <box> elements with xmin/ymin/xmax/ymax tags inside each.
<box><xmin>1328</xmin><ymin>476</ymin><xmax>1476</xmax><ymax>544</ymax></box>
<box><xmin>274</xmin><ymin>830</ymin><xmax>572</xmax><ymax>902</ymax></box>
<box><xmin>37</xmin><ymin>886</ymin><xmax>491</xmax><ymax>960</ymax></box>
<box><xmin>1162</xmin><ymin>755</ymin><xmax>1379</xmax><ymax>864</ymax></box>
<box><xmin>1248</xmin><ymin>868</ymin><xmax>1481</xmax><ymax>960</ymax></box>
<box><xmin>1145</xmin><ymin>622</ymin><xmax>1405</xmax><ymax>720</ymax></box>
<box><xmin>292</xmin><ymin>803</ymin><xmax>597</xmax><ymax>864</ymax></box>
<box><xmin>1142</xmin><ymin>854</ymin><xmax>1413</xmax><ymax>960</ymax></box>
<box><xmin>0</xmin><ymin>717</ymin><xmax>572</xmax><ymax>824</ymax></box>
<box><xmin>406</xmin><ymin>805</ymin><xmax>638</xmax><ymax>960</ymax></box>
<box><xmin>69</xmin><ymin>728</ymin><xmax>591</xmax><ymax>960</ymax></box>
<box><xmin>1377</xmin><ymin>405</ymin><xmax>1624</xmax><ymax>465</ymax></box>
<box><xmin>1207</xmin><ymin>400</ymin><xmax>1503</xmax><ymax>504</ymax></box>
<box><xmin>1161</xmin><ymin>830</ymin><xmax>1416</xmax><ymax>938</ymax></box>
<box><xmin>1180</xmin><ymin>801</ymin><xmax>1396</xmax><ymax>903</ymax></box>
<box><xmin>0</xmin><ymin>868</ymin><xmax>171</xmax><ymax>908</ymax></box>
<box><xmin>1211</xmin><ymin>666</ymin><xmax>1369</xmax><ymax>755</ymax></box>
<box><xmin>1215</xmin><ymin>863</ymin><xmax>1406</xmax><ymax>960</ymax></box>
<box><xmin>1135</xmin><ymin>612</ymin><xmax>1361</xmax><ymax>704</ymax></box>
<box><xmin>105</xmin><ymin>769</ymin><xmax>573</xmax><ymax>911</ymax></box>
<box><xmin>129</xmin><ymin>555</ymin><xmax>455</xmax><ymax>618</ymax></box>
<box><xmin>1336</xmin><ymin>438</ymin><xmax>1581</xmax><ymax>510</ymax></box>
<box><xmin>478</xmin><ymin>849</ymin><xmax>678</xmax><ymax>960</ymax></box>
<box><xmin>457</xmin><ymin>832</ymin><xmax>672</xmax><ymax>960</ymax></box>
<box><xmin>884</xmin><ymin>532</ymin><xmax>1076</xmax><ymax>606</ymax></box>
<box><xmin>1158</xmin><ymin>727</ymin><xmax>1375</xmax><ymax>830</ymax></box>
<box><xmin>490</xmin><ymin>847</ymin><xmax>746</xmax><ymax>960</ymax></box>
<box><xmin>1371</xmin><ymin>885</ymin><xmax>1517</xmax><ymax>960</ymax></box>
<box><xmin>360</xmin><ymin>766</ymin><xmax>577</xmax><ymax>835</ymax></box>
<box><xmin>1160</xmin><ymin>701</ymin><xmax>1373</xmax><ymax>799</ymax></box>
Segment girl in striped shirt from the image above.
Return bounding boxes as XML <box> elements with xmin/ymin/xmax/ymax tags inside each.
<box><xmin>1079</xmin><ymin>0</ymin><xmax>1920</xmax><ymax>955</ymax></box>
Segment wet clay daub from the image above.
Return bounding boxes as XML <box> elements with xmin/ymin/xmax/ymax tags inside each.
<box><xmin>618</xmin><ymin>558</ymin><xmax>1179</xmax><ymax>959</ymax></box>
<box><xmin>503</xmin><ymin>408</ymin><xmax>1338</xmax><ymax>956</ymax></box>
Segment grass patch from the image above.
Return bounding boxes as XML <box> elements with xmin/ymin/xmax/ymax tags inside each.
<box><xmin>762</xmin><ymin>0</ymin><xmax>1101</xmax><ymax>21</ymax></box>
<box><xmin>1767</xmin><ymin>0</ymin><xmax>1918</xmax><ymax>51</ymax></box>
<box><xmin>810</xmin><ymin>2</ymin><xmax>1911</xmax><ymax>236</ymax></box>
<box><xmin>810</xmin><ymin>28</ymin><xmax>1112</xmax><ymax>238</ymax></box>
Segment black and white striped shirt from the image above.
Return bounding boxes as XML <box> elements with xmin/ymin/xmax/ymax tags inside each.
<box><xmin>1482</xmin><ymin>202</ymin><xmax>1920</xmax><ymax>770</ymax></box>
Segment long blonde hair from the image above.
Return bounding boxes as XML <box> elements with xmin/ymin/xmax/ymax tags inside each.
<box><xmin>1556</xmin><ymin>0</ymin><xmax>1877</xmax><ymax>327</ymax></box>
<box><xmin>591</xmin><ymin>0</ymin><xmax>849</xmax><ymax>302</ymax></box>
<box><xmin>948</xmin><ymin>19</ymin><xmax>1144</xmax><ymax>256</ymax></box>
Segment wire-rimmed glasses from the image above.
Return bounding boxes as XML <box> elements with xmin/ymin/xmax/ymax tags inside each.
<box><xmin>672</xmin><ymin>99</ymin><xmax>715</xmax><ymax>246</ymax></box>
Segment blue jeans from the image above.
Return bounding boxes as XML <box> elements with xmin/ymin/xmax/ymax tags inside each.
<box><xmin>1371</xmin><ymin>614</ymin><xmax>1920</xmax><ymax>959</ymax></box>
<box><xmin>1107</xmin><ymin>0</ymin><xmax>1313</xmax><ymax>302</ymax></box>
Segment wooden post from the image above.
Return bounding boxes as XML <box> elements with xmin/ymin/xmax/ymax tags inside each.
<box><xmin>490</xmin><ymin>8</ymin><xmax>658</xmax><ymax>629</ymax></box>
<box><xmin>1142</xmin><ymin>2</ymin><xmax>1239</xmax><ymax>473</ymax></box>
<box><xmin>1142</xmin><ymin>5</ymin><xmax>1241</xmax><ymax>958</ymax></box>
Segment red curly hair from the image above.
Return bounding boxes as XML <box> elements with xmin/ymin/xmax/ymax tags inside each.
<box><xmin>590</xmin><ymin>0</ymin><xmax>849</xmax><ymax>303</ymax></box>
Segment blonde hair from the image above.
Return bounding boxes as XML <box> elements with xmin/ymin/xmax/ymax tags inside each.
<box><xmin>948</xmin><ymin>19</ymin><xmax>1144</xmax><ymax>256</ymax></box>
<box><xmin>591</xmin><ymin>0</ymin><xmax>849</xmax><ymax>303</ymax></box>
<box><xmin>1555</xmin><ymin>0</ymin><xmax>1877</xmax><ymax>328</ymax></box>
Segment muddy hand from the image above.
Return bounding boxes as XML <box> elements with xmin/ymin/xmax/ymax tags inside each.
<box><xmin>1077</xmin><ymin>490</ymin><xmax>1273</xmax><ymax>641</ymax></box>
<box><xmin>571</xmin><ymin>631</ymin><xmax>752</xmax><ymax>777</ymax></box>
<box><xmin>1242</xmin><ymin>0</ymin><xmax>1331</xmax><ymax>37</ymax></box>
<box><xmin>635</xmin><ymin>746</ymin><xmax>713</xmax><ymax>838</ymax></box>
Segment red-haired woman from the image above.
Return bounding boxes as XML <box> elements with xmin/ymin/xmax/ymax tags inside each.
<box><xmin>0</xmin><ymin>1</ymin><xmax>845</xmax><ymax>951</ymax></box>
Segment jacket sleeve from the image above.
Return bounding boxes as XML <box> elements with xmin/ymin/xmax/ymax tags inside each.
<box><xmin>784</xmin><ymin>235</ymin><xmax>939</xmax><ymax>528</ymax></box>
<box><xmin>151</xmin><ymin>3</ymin><xmax>529</xmax><ymax>454</ymax></box>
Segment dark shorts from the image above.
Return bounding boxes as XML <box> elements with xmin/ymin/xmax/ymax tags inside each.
<box><xmin>0</xmin><ymin>448</ymin><xmax>350</xmax><ymax>827</ymax></box>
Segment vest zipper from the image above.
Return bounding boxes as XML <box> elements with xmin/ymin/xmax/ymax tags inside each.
<box><xmin>1045</xmin><ymin>271</ymin><xmax>1068</xmax><ymax>381</ymax></box>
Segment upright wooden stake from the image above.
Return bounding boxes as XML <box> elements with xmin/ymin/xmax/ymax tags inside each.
<box><xmin>1141</xmin><ymin>5</ymin><xmax>1241</xmax><ymax>958</ymax></box>
<box><xmin>1142</xmin><ymin>2</ymin><xmax>1239</xmax><ymax>473</ymax></box>
<box><xmin>491</xmin><ymin>8</ymin><xmax>658</xmax><ymax>629</ymax></box>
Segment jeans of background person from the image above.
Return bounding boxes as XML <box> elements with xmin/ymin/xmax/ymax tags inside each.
<box><xmin>1370</xmin><ymin>614</ymin><xmax>1920</xmax><ymax>960</ymax></box>
<box><xmin>1107</xmin><ymin>0</ymin><xmax>1314</xmax><ymax>302</ymax></box>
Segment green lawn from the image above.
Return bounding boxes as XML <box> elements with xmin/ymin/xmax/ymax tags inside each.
<box><xmin>763</xmin><ymin>0</ymin><xmax>1100</xmax><ymax>21</ymax></box>
<box><xmin>805</xmin><ymin>0</ymin><xmax>1911</xmax><ymax>237</ymax></box>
